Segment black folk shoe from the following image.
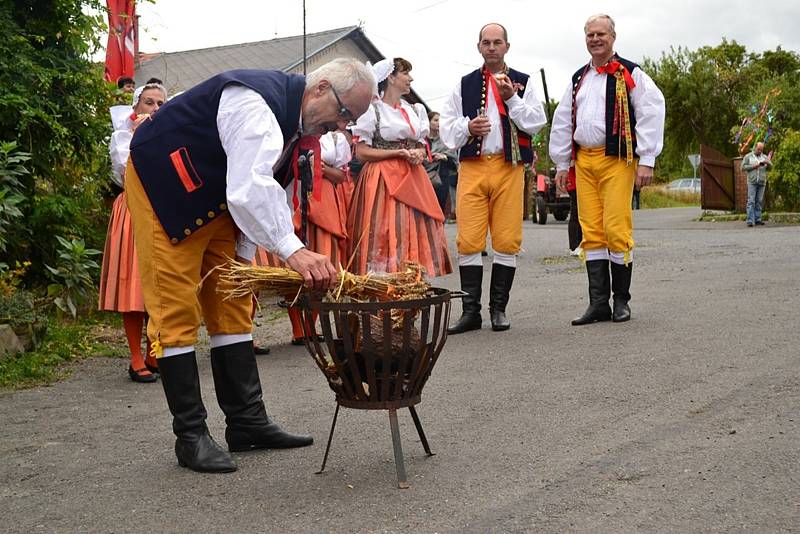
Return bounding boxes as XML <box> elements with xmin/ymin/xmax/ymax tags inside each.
<box><xmin>210</xmin><ymin>341</ymin><xmax>313</xmax><ymax>452</ymax></box>
<box><xmin>448</xmin><ymin>265</ymin><xmax>484</xmax><ymax>335</ymax></box>
<box><xmin>572</xmin><ymin>259</ymin><xmax>612</xmax><ymax>326</ymax></box>
<box><xmin>158</xmin><ymin>351</ymin><xmax>237</xmax><ymax>473</ymax></box>
<box><xmin>489</xmin><ymin>264</ymin><xmax>515</xmax><ymax>331</ymax></box>
<box><xmin>610</xmin><ymin>261</ymin><xmax>633</xmax><ymax>322</ymax></box>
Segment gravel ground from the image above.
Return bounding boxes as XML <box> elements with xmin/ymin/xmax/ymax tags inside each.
<box><xmin>1</xmin><ymin>207</ymin><xmax>798</xmax><ymax>533</ymax></box>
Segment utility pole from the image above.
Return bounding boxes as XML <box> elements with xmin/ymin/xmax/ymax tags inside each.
<box><xmin>302</xmin><ymin>0</ymin><xmax>307</xmax><ymax>75</ymax></box>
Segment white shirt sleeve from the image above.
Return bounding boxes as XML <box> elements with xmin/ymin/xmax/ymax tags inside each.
<box><xmin>439</xmin><ymin>82</ymin><xmax>470</xmax><ymax>150</ymax></box>
<box><xmin>630</xmin><ymin>68</ymin><xmax>665</xmax><ymax>167</ymax></box>
<box><xmin>216</xmin><ymin>85</ymin><xmax>304</xmax><ymax>261</ymax></box>
<box><xmin>548</xmin><ymin>82</ymin><xmax>575</xmax><ymax>172</ymax></box>
<box><xmin>413</xmin><ymin>103</ymin><xmax>430</xmax><ymax>140</ymax></box>
<box><xmin>351</xmin><ymin>104</ymin><xmax>377</xmax><ymax>145</ymax></box>
<box><xmin>109</xmin><ymin>129</ymin><xmax>133</xmax><ymax>188</ymax></box>
<box><xmin>505</xmin><ymin>80</ymin><xmax>547</xmax><ymax>136</ymax></box>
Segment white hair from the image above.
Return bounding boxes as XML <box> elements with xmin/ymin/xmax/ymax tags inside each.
<box><xmin>306</xmin><ymin>57</ymin><xmax>377</xmax><ymax>96</ymax></box>
<box><xmin>584</xmin><ymin>13</ymin><xmax>616</xmax><ymax>35</ymax></box>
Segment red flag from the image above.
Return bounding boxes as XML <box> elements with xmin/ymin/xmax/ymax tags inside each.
<box><xmin>104</xmin><ymin>0</ymin><xmax>137</xmax><ymax>83</ymax></box>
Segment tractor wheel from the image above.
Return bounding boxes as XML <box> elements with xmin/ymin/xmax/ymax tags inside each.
<box><xmin>536</xmin><ymin>196</ymin><xmax>547</xmax><ymax>225</ymax></box>
<box><xmin>554</xmin><ymin>208</ymin><xmax>569</xmax><ymax>221</ymax></box>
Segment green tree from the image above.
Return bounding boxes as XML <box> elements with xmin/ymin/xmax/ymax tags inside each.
<box><xmin>0</xmin><ymin>1</ymin><xmax>116</xmax><ymax>283</ymax></box>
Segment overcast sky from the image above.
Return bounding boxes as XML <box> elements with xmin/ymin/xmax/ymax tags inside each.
<box><xmin>133</xmin><ymin>0</ymin><xmax>800</xmax><ymax>109</ymax></box>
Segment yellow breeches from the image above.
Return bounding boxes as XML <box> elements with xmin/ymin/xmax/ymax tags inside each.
<box><xmin>576</xmin><ymin>147</ymin><xmax>636</xmax><ymax>254</ymax></box>
<box><xmin>455</xmin><ymin>156</ymin><xmax>524</xmax><ymax>255</ymax></box>
<box><xmin>125</xmin><ymin>161</ymin><xmax>253</xmax><ymax>351</ymax></box>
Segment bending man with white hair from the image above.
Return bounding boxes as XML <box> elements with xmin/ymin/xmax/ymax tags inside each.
<box><xmin>126</xmin><ymin>58</ymin><xmax>376</xmax><ymax>473</ymax></box>
<box><xmin>550</xmin><ymin>14</ymin><xmax>665</xmax><ymax>325</ymax></box>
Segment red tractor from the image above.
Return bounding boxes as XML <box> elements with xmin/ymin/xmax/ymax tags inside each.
<box><xmin>533</xmin><ymin>170</ymin><xmax>570</xmax><ymax>224</ymax></box>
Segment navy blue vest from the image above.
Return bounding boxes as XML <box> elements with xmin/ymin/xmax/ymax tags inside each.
<box><xmin>571</xmin><ymin>55</ymin><xmax>639</xmax><ymax>159</ymax></box>
<box><xmin>459</xmin><ymin>67</ymin><xmax>534</xmax><ymax>164</ymax></box>
<box><xmin>130</xmin><ymin>69</ymin><xmax>305</xmax><ymax>244</ymax></box>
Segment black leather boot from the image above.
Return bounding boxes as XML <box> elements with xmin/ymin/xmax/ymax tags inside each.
<box><xmin>210</xmin><ymin>341</ymin><xmax>313</xmax><ymax>452</ymax></box>
<box><xmin>448</xmin><ymin>265</ymin><xmax>483</xmax><ymax>334</ymax></box>
<box><xmin>610</xmin><ymin>261</ymin><xmax>632</xmax><ymax>322</ymax></box>
<box><xmin>158</xmin><ymin>351</ymin><xmax>237</xmax><ymax>473</ymax></box>
<box><xmin>571</xmin><ymin>260</ymin><xmax>612</xmax><ymax>326</ymax></box>
<box><xmin>489</xmin><ymin>264</ymin><xmax>515</xmax><ymax>331</ymax></box>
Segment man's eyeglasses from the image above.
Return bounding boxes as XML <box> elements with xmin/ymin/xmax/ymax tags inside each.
<box><xmin>330</xmin><ymin>85</ymin><xmax>357</xmax><ymax>127</ymax></box>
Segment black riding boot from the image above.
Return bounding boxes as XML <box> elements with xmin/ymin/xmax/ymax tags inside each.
<box><xmin>610</xmin><ymin>261</ymin><xmax>632</xmax><ymax>322</ymax></box>
<box><xmin>571</xmin><ymin>260</ymin><xmax>612</xmax><ymax>326</ymax></box>
<box><xmin>489</xmin><ymin>264</ymin><xmax>515</xmax><ymax>331</ymax></box>
<box><xmin>448</xmin><ymin>265</ymin><xmax>483</xmax><ymax>334</ymax></box>
<box><xmin>158</xmin><ymin>351</ymin><xmax>237</xmax><ymax>473</ymax></box>
<box><xmin>210</xmin><ymin>341</ymin><xmax>313</xmax><ymax>452</ymax></box>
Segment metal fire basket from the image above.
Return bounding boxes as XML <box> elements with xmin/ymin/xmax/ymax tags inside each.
<box><xmin>298</xmin><ymin>287</ymin><xmax>459</xmax><ymax>488</ymax></box>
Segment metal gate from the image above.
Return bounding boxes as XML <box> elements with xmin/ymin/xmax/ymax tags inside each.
<box><xmin>700</xmin><ymin>145</ymin><xmax>734</xmax><ymax>210</ymax></box>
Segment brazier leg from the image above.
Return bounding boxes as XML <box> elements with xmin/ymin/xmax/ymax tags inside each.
<box><xmin>409</xmin><ymin>406</ymin><xmax>434</xmax><ymax>456</ymax></box>
<box><xmin>388</xmin><ymin>408</ymin><xmax>409</xmax><ymax>489</ymax></box>
<box><xmin>316</xmin><ymin>403</ymin><xmax>340</xmax><ymax>474</ymax></box>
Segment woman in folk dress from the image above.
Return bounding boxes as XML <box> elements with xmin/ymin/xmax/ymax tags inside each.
<box><xmin>347</xmin><ymin>57</ymin><xmax>452</xmax><ymax>277</ymax></box>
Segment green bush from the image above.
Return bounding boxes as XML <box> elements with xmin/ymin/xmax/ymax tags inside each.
<box><xmin>770</xmin><ymin>129</ymin><xmax>800</xmax><ymax>211</ymax></box>
<box><xmin>45</xmin><ymin>235</ymin><xmax>101</xmax><ymax>318</ymax></box>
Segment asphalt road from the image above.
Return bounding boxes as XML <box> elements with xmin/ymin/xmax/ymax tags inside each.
<box><xmin>1</xmin><ymin>207</ymin><xmax>798</xmax><ymax>533</ymax></box>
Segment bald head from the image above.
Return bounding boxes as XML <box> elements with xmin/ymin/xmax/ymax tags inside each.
<box><xmin>478</xmin><ymin>23</ymin><xmax>508</xmax><ymax>43</ymax></box>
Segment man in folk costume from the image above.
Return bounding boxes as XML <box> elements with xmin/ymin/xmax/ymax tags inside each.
<box><xmin>126</xmin><ymin>58</ymin><xmax>376</xmax><ymax>473</ymax></box>
<box><xmin>440</xmin><ymin>23</ymin><xmax>546</xmax><ymax>333</ymax></box>
<box><xmin>550</xmin><ymin>14</ymin><xmax>665</xmax><ymax>325</ymax></box>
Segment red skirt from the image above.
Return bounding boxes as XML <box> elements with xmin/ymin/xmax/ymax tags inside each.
<box><xmin>346</xmin><ymin>158</ymin><xmax>452</xmax><ymax>277</ymax></box>
<box><xmin>98</xmin><ymin>192</ymin><xmax>145</xmax><ymax>312</ymax></box>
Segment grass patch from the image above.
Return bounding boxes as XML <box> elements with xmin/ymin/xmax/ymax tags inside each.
<box><xmin>640</xmin><ymin>186</ymin><xmax>699</xmax><ymax>209</ymax></box>
<box><xmin>0</xmin><ymin>313</ymin><xmax>123</xmax><ymax>391</ymax></box>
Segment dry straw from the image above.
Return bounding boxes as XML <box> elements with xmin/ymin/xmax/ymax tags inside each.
<box><xmin>214</xmin><ymin>260</ymin><xmax>432</xmax><ymax>304</ymax></box>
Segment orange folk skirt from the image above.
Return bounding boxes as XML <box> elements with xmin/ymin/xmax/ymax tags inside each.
<box><xmin>98</xmin><ymin>192</ymin><xmax>145</xmax><ymax>312</ymax></box>
<box><xmin>346</xmin><ymin>159</ymin><xmax>452</xmax><ymax>277</ymax></box>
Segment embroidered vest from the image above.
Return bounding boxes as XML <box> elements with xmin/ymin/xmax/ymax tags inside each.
<box><xmin>570</xmin><ymin>55</ymin><xmax>638</xmax><ymax>159</ymax></box>
<box><xmin>459</xmin><ymin>67</ymin><xmax>533</xmax><ymax>164</ymax></box>
<box><xmin>130</xmin><ymin>69</ymin><xmax>305</xmax><ymax>244</ymax></box>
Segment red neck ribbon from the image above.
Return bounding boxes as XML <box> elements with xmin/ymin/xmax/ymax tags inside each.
<box><xmin>596</xmin><ymin>61</ymin><xmax>636</xmax><ymax>91</ymax></box>
<box><xmin>291</xmin><ymin>135</ymin><xmax>322</xmax><ymax>210</ymax></box>
<box><xmin>394</xmin><ymin>103</ymin><xmax>416</xmax><ymax>136</ymax></box>
<box><xmin>482</xmin><ymin>66</ymin><xmax>507</xmax><ymax>117</ymax></box>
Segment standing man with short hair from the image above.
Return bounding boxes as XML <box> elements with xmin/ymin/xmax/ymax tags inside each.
<box><xmin>440</xmin><ymin>23</ymin><xmax>546</xmax><ymax>334</ymax></box>
<box><xmin>741</xmin><ymin>141</ymin><xmax>771</xmax><ymax>226</ymax></box>
<box><xmin>126</xmin><ymin>58</ymin><xmax>376</xmax><ymax>473</ymax></box>
<box><xmin>550</xmin><ymin>14</ymin><xmax>665</xmax><ymax>325</ymax></box>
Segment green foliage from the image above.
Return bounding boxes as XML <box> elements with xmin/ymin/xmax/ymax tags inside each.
<box><xmin>640</xmin><ymin>186</ymin><xmax>699</xmax><ymax>209</ymax></box>
<box><xmin>0</xmin><ymin>315</ymin><xmax>116</xmax><ymax>390</ymax></box>
<box><xmin>0</xmin><ymin>1</ymin><xmax>116</xmax><ymax>283</ymax></box>
<box><xmin>770</xmin><ymin>129</ymin><xmax>800</xmax><ymax>211</ymax></box>
<box><xmin>0</xmin><ymin>142</ymin><xmax>30</xmax><ymax>252</ymax></box>
<box><xmin>45</xmin><ymin>235</ymin><xmax>101</xmax><ymax>318</ymax></box>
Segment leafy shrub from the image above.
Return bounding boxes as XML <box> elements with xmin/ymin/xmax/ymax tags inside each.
<box><xmin>0</xmin><ymin>142</ymin><xmax>30</xmax><ymax>253</ymax></box>
<box><xmin>770</xmin><ymin>129</ymin><xmax>800</xmax><ymax>211</ymax></box>
<box><xmin>45</xmin><ymin>235</ymin><xmax>101</xmax><ymax>318</ymax></box>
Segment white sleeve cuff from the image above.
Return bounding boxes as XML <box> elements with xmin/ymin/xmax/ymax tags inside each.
<box><xmin>504</xmin><ymin>92</ymin><xmax>523</xmax><ymax>109</ymax></box>
<box><xmin>275</xmin><ymin>233</ymin><xmax>305</xmax><ymax>261</ymax></box>
<box><xmin>638</xmin><ymin>156</ymin><xmax>656</xmax><ymax>168</ymax></box>
<box><xmin>235</xmin><ymin>234</ymin><xmax>257</xmax><ymax>262</ymax></box>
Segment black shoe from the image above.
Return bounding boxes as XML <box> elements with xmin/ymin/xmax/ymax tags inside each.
<box><xmin>210</xmin><ymin>341</ymin><xmax>313</xmax><ymax>452</ymax></box>
<box><xmin>158</xmin><ymin>352</ymin><xmax>237</xmax><ymax>473</ymax></box>
<box><xmin>572</xmin><ymin>259</ymin><xmax>612</xmax><ymax>326</ymax></box>
<box><xmin>489</xmin><ymin>264</ymin><xmax>515</xmax><ymax>332</ymax></box>
<box><xmin>144</xmin><ymin>360</ymin><xmax>159</xmax><ymax>374</ymax></box>
<box><xmin>448</xmin><ymin>265</ymin><xmax>483</xmax><ymax>335</ymax></box>
<box><xmin>253</xmin><ymin>345</ymin><xmax>271</xmax><ymax>355</ymax></box>
<box><xmin>128</xmin><ymin>366</ymin><xmax>157</xmax><ymax>383</ymax></box>
<box><xmin>610</xmin><ymin>261</ymin><xmax>632</xmax><ymax>323</ymax></box>
<box><xmin>755</xmin><ymin>220</ymin><xmax>765</xmax><ymax>226</ymax></box>
<box><xmin>746</xmin><ymin>222</ymin><xmax>754</xmax><ymax>227</ymax></box>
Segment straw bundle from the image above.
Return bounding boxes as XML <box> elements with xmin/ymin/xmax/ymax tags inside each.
<box><xmin>215</xmin><ymin>260</ymin><xmax>432</xmax><ymax>304</ymax></box>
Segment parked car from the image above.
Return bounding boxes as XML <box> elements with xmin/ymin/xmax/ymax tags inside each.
<box><xmin>665</xmin><ymin>178</ymin><xmax>700</xmax><ymax>194</ymax></box>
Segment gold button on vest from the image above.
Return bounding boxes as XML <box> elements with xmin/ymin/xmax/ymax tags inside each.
<box><xmin>207</xmin><ymin>211</ymin><xmax>215</xmax><ymax>218</ymax></box>
<box><xmin>184</xmin><ymin>228</ymin><xmax>191</xmax><ymax>236</ymax></box>
<box><xmin>219</xmin><ymin>203</ymin><xmax>227</xmax><ymax>211</ymax></box>
<box><xmin>195</xmin><ymin>218</ymin><xmax>203</xmax><ymax>226</ymax></box>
